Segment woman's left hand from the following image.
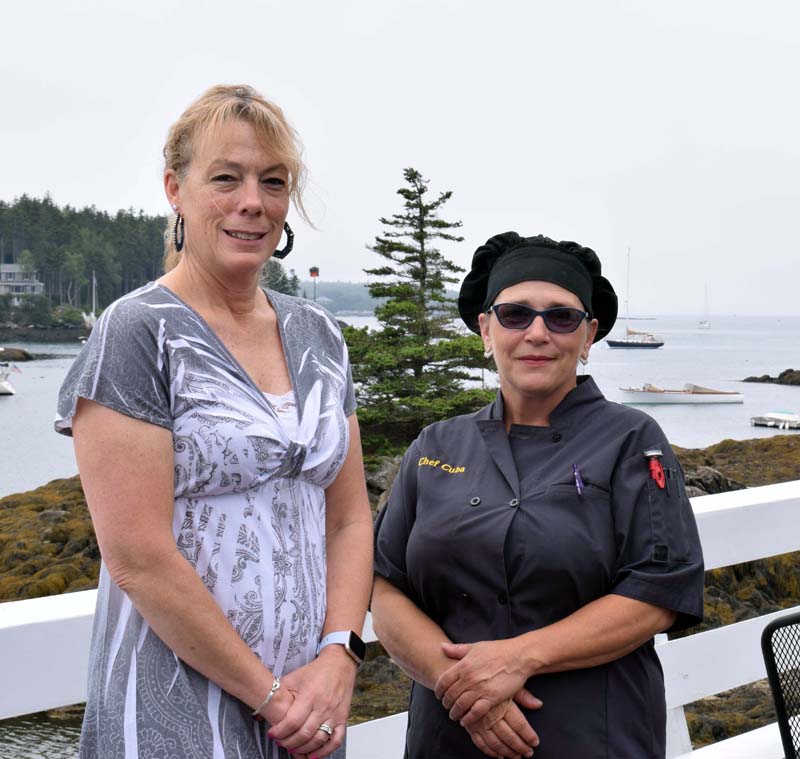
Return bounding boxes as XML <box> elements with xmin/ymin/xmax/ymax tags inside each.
<box><xmin>435</xmin><ymin>640</ymin><xmax>530</xmax><ymax>724</ymax></box>
<box><xmin>267</xmin><ymin>648</ymin><xmax>358</xmax><ymax>757</ymax></box>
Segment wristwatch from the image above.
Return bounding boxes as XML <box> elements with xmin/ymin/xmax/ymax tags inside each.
<box><xmin>316</xmin><ymin>630</ymin><xmax>366</xmax><ymax>666</ymax></box>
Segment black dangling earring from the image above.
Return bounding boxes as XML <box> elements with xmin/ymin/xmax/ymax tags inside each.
<box><xmin>173</xmin><ymin>214</ymin><xmax>185</xmax><ymax>253</ymax></box>
<box><xmin>272</xmin><ymin>222</ymin><xmax>294</xmax><ymax>259</ymax></box>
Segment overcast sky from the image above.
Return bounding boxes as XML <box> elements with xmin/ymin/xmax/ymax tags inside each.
<box><xmin>3</xmin><ymin>0</ymin><xmax>799</xmax><ymax>315</ymax></box>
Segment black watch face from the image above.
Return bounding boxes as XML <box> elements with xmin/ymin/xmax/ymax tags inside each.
<box><xmin>347</xmin><ymin>631</ymin><xmax>367</xmax><ymax>662</ymax></box>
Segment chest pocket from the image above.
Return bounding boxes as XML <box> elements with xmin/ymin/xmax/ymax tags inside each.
<box><xmin>505</xmin><ymin>483</ymin><xmax>617</xmax><ymax>612</ymax></box>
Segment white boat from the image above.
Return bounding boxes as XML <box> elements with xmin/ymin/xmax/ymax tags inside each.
<box><xmin>0</xmin><ymin>363</ymin><xmax>15</xmax><ymax>396</ymax></box>
<box><xmin>751</xmin><ymin>412</ymin><xmax>800</xmax><ymax>430</ymax></box>
<box><xmin>620</xmin><ymin>383</ymin><xmax>744</xmax><ymax>404</ymax></box>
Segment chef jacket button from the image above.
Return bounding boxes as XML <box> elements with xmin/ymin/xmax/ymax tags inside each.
<box><xmin>509</xmin><ymin>498</ymin><xmax>519</xmax><ymax>507</ymax></box>
<box><xmin>469</xmin><ymin>496</ymin><xmax>481</xmax><ymax>507</ymax></box>
<box><xmin>497</xmin><ymin>593</ymin><xmax>508</xmax><ymax>605</ymax></box>
<box><xmin>552</xmin><ymin>432</ymin><xmax>562</xmax><ymax>443</ymax></box>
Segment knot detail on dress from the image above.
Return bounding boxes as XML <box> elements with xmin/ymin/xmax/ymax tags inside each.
<box><xmin>276</xmin><ymin>440</ymin><xmax>308</xmax><ymax>479</ymax></box>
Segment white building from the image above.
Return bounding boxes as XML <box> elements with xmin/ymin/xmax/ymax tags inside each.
<box><xmin>0</xmin><ymin>262</ymin><xmax>45</xmax><ymax>304</ymax></box>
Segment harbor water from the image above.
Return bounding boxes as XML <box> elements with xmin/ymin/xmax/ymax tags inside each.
<box><xmin>1</xmin><ymin>314</ymin><xmax>799</xmax><ymax>499</ymax></box>
<box><xmin>0</xmin><ymin>313</ymin><xmax>798</xmax><ymax>756</ymax></box>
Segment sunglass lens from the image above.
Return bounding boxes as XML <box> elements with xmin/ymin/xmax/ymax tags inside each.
<box><xmin>544</xmin><ymin>308</ymin><xmax>583</xmax><ymax>332</ymax></box>
<box><xmin>495</xmin><ymin>304</ymin><xmax>534</xmax><ymax>329</ymax></box>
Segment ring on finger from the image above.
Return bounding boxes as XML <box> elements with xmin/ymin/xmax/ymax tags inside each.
<box><xmin>317</xmin><ymin>723</ymin><xmax>334</xmax><ymax>738</ymax></box>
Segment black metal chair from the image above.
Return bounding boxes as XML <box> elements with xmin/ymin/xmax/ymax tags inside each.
<box><xmin>762</xmin><ymin>610</ymin><xmax>800</xmax><ymax>759</ymax></box>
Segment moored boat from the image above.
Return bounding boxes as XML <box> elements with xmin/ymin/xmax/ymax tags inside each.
<box><xmin>751</xmin><ymin>412</ymin><xmax>800</xmax><ymax>430</ymax></box>
<box><xmin>620</xmin><ymin>383</ymin><xmax>743</xmax><ymax>404</ymax></box>
<box><xmin>0</xmin><ymin>363</ymin><xmax>15</xmax><ymax>396</ymax></box>
<box><xmin>607</xmin><ymin>327</ymin><xmax>664</xmax><ymax>349</ymax></box>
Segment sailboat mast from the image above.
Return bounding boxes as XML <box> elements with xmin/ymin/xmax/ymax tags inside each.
<box><xmin>625</xmin><ymin>247</ymin><xmax>631</xmax><ymax>323</ymax></box>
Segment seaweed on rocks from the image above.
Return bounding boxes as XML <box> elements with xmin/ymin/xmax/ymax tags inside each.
<box><xmin>1</xmin><ymin>435</ymin><xmax>799</xmax><ymax>740</ymax></box>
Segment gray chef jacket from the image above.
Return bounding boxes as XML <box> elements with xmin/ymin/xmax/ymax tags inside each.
<box><xmin>373</xmin><ymin>376</ymin><xmax>704</xmax><ymax>759</ymax></box>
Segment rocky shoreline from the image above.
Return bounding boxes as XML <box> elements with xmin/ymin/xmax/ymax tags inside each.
<box><xmin>1</xmin><ymin>436</ymin><xmax>799</xmax><ymax>742</ymax></box>
<box><xmin>743</xmin><ymin>367</ymin><xmax>800</xmax><ymax>385</ymax></box>
<box><xmin>0</xmin><ymin>325</ymin><xmax>89</xmax><ymax>344</ymax></box>
<box><xmin>0</xmin><ymin>346</ymin><xmax>35</xmax><ymax>361</ymax></box>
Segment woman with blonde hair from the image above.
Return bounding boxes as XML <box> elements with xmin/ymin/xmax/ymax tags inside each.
<box><xmin>56</xmin><ymin>84</ymin><xmax>373</xmax><ymax>759</ymax></box>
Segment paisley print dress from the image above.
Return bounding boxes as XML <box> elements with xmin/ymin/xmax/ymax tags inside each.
<box><xmin>56</xmin><ymin>283</ymin><xmax>355</xmax><ymax>759</ymax></box>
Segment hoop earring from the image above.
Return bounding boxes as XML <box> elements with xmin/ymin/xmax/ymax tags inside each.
<box><xmin>484</xmin><ymin>347</ymin><xmax>493</xmax><ymax>359</ymax></box>
<box><xmin>579</xmin><ymin>354</ymin><xmax>589</xmax><ymax>365</ymax></box>
<box><xmin>272</xmin><ymin>222</ymin><xmax>294</xmax><ymax>259</ymax></box>
<box><xmin>173</xmin><ymin>214</ymin><xmax>185</xmax><ymax>253</ymax></box>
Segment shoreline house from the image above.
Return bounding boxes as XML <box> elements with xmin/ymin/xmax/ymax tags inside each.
<box><xmin>0</xmin><ymin>262</ymin><xmax>45</xmax><ymax>305</ymax></box>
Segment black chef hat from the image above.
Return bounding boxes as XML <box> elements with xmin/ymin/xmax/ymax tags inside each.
<box><xmin>458</xmin><ymin>231</ymin><xmax>618</xmax><ymax>342</ymax></box>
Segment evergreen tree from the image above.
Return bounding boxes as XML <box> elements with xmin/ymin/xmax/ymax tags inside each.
<box><xmin>345</xmin><ymin>168</ymin><xmax>492</xmax><ymax>453</ymax></box>
<box><xmin>261</xmin><ymin>259</ymin><xmax>300</xmax><ymax>296</ymax></box>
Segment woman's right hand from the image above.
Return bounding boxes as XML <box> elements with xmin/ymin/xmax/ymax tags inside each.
<box><xmin>259</xmin><ymin>687</ymin><xmax>311</xmax><ymax>759</ymax></box>
<box><xmin>463</xmin><ymin>694</ymin><xmax>540</xmax><ymax>759</ymax></box>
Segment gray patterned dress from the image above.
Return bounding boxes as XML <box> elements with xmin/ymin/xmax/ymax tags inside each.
<box><xmin>55</xmin><ymin>283</ymin><xmax>355</xmax><ymax>759</ymax></box>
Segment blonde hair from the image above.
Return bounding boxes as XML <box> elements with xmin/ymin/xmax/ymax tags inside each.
<box><xmin>162</xmin><ymin>84</ymin><xmax>308</xmax><ymax>271</ymax></box>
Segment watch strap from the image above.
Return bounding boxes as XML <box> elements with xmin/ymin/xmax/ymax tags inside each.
<box><xmin>316</xmin><ymin>630</ymin><xmax>365</xmax><ymax>664</ymax></box>
<box><xmin>317</xmin><ymin>631</ymin><xmax>352</xmax><ymax>652</ymax></box>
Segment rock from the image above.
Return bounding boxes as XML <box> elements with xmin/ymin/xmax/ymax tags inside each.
<box><xmin>0</xmin><ymin>346</ymin><xmax>34</xmax><ymax>361</ymax></box>
<box><xmin>365</xmin><ymin>456</ymin><xmax>402</xmax><ymax>495</ymax></box>
<box><xmin>0</xmin><ymin>326</ymin><xmax>88</xmax><ymax>343</ymax></box>
<box><xmin>37</xmin><ymin>508</ymin><xmax>71</xmax><ymax>524</ymax></box>
<box><xmin>351</xmin><ymin>647</ymin><xmax>411</xmax><ymax>724</ymax></box>
<box><xmin>675</xmin><ymin>436</ymin><xmax>800</xmax><ymax>488</ymax></box>
<box><xmin>743</xmin><ymin>368</ymin><xmax>800</xmax><ymax>385</ymax></box>
<box><xmin>684</xmin><ymin>465</ymin><xmax>746</xmax><ymax>495</ymax></box>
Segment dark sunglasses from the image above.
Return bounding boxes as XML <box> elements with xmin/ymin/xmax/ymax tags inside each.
<box><xmin>488</xmin><ymin>303</ymin><xmax>590</xmax><ymax>333</ymax></box>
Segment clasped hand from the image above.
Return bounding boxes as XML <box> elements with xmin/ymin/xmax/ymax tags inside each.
<box><xmin>436</xmin><ymin>640</ymin><xmax>542</xmax><ymax>758</ymax></box>
<box><xmin>262</xmin><ymin>650</ymin><xmax>358</xmax><ymax>759</ymax></box>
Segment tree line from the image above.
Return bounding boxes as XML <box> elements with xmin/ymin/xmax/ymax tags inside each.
<box><xmin>0</xmin><ymin>194</ymin><xmax>166</xmax><ymax>311</ymax></box>
<box><xmin>0</xmin><ymin>194</ymin><xmax>301</xmax><ymax>325</ymax></box>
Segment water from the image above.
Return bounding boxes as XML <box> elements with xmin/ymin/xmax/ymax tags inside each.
<box><xmin>1</xmin><ymin>315</ymin><xmax>799</xmax><ymax>499</ymax></box>
<box><xmin>0</xmin><ymin>342</ymin><xmax>81</xmax><ymax>497</ymax></box>
<box><xmin>0</xmin><ymin>711</ymin><xmax>83</xmax><ymax>759</ymax></box>
<box><xmin>0</xmin><ymin>314</ymin><xmax>798</xmax><ymax>753</ymax></box>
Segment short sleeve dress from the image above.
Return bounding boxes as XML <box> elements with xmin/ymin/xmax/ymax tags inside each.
<box><xmin>55</xmin><ymin>282</ymin><xmax>356</xmax><ymax>759</ymax></box>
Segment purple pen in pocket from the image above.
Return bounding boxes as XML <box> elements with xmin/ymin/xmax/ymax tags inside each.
<box><xmin>573</xmin><ymin>464</ymin><xmax>584</xmax><ymax>496</ymax></box>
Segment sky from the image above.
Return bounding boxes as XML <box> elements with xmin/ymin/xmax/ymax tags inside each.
<box><xmin>3</xmin><ymin>0</ymin><xmax>800</xmax><ymax>316</ymax></box>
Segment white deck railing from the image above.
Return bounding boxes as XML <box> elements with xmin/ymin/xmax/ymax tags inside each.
<box><xmin>2</xmin><ymin>480</ymin><xmax>800</xmax><ymax>758</ymax></box>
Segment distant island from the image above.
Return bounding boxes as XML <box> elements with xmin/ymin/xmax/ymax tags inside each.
<box><xmin>298</xmin><ymin>280</ymin><xmax>377</xmax><ymax>313</ymax></box>
<box><xmin>297</xmin><ymin>281</ymin><xmax>458</xmax><ymax>316</ymax></box>
<box><xmin>743</xmin><ymin>368</ymin><xmax>800</xmax><ymax>386</ymax></box>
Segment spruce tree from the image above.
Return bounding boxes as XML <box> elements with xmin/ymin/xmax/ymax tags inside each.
<box><xmin>345</xmin><ymin>168</ymin><xmax>492</xmax><ymax>453</ymax></box>
<box><xmin>261</xmin><ymin>259</ymin><xmax>300</xmax><ymax>296</ymax></box>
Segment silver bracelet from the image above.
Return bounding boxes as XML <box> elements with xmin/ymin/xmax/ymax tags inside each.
<box><xmin>251</xmin><ymin>676</ymin><xmax>281</xmax><ymax>716</ymax></box>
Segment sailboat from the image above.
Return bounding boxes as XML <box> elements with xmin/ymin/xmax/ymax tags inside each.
<box><xmin>606</xmin><ymin>248</ymin><xmax>664</xmax><ymax>349</ymax></box>
<box><xmin>607</xmin><ymin>328</ymin><xmax>664</xmax><ymax>348</ymax></box>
